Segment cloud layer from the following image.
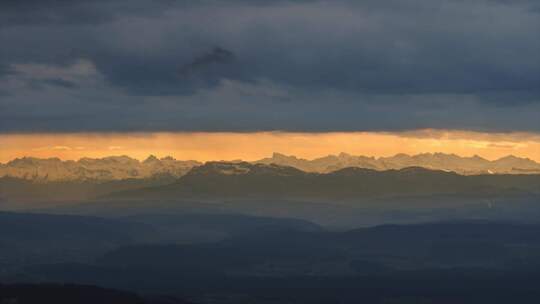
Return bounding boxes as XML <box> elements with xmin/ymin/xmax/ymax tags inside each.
<box><xmin>1</xmin><ymin>0</ymin><xmax>539</xmax><ymax>132</ymax></box>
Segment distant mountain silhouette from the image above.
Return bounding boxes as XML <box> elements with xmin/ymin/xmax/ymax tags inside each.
<box><xmin>256</xmin><ymin>152</ymin><xmax>540</xmax><ymax>175</ymax></box>
<box><xmin>2</xmin><ymin>153</ymin><xmax>539</xmax><ymax>184</ymax></box>
<box><xmin>107</xmin><ymin>161</ymin><xmax>540</xmax><ymax>200</ymax></box>
<box><xmin>3</xmin><ymin>154</ymin><xmax>540</xmax><ymax>203</ymax></box>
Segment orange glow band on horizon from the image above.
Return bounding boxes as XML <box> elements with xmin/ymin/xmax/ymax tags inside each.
<box><xmin>1</xmin><ymin>130</ymin><xmax>540</xmax><ymax>163</ymax></box>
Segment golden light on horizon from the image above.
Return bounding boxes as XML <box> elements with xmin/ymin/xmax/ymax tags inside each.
<box><xmin>1</xmin><ymin>130</ymin><xmax>540</xmax><ymax>163</ymax></box>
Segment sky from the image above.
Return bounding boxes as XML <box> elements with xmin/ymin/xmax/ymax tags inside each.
<box><xmin>1</xmin><ymin>0</ymin><xmax>539</xmax><ymax>161</ymax></box>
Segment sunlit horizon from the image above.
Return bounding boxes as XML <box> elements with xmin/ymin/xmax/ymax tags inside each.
<box><xmin>2</xmin><ymin>129</ymin><xmax>540</xmax><ymax>163</ymax></box>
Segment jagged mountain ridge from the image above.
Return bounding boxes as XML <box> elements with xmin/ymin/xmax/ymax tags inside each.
<box><xmin>3</xmin><ymin>160</ymin><xmax>540</xmax><ymax>202</ymax></box>
<box><xmin>1</xmin><ymin>152</ymin><xmax>539</xmax><ymax>182</ymax></box>
<box><xmin>256</xmin><ymin>152</ymin><xmax>540</xmax><ymax>175</ymax></box>
<box><xmin>0</xmin><ymin>155</ymin><xmax>201</xmax><ymax>182</ymax></box>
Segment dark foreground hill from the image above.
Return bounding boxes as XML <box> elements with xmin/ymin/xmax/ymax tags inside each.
<box><xmin>0</xmin><ymin>283</ymin><xmax>192</xmax><ymax>304</ymax></box>
<box><xmin>0</xmin><ymin>211</ymin><xmax>322</xmax><ymax>269</ymax></box>
<box><xmin>0</xmin><ymin>175</ymin><xmax>176</xmax><ymax>204</ymax></box>
<box><xmin>0</xmin><ymin>211</ymin><xmax>153</xmax><ymax>267</ymax></box>
<box><xmin>96</xmin><ymin>221</ymin><xmax>540</xmax><ymax>275</ymax></box>
<box><xmin>16</xmin><ymin>221</ymin><xmax>540</xmax><ymax>304</ymax></box>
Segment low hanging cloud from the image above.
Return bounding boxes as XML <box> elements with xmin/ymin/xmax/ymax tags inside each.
<box><xmin>4</xmin><ymin>59</ymin><xmax>100</xmax><ymax>90</ymax></box>
<box><xmin>0</xmin><ymin>0</ymin><xmax>539</xmax><ymax>133</ymax></box>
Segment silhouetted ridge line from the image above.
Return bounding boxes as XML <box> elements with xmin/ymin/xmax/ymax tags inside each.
<box><xmin>256</xmin><ymin>152</ymin><xmax>540</xmax><ymax>175</ymax></box>
<box><xmin>103</xmin><ymin>162</ymin><xmax>540</xmax><ymax>200</ymax></box>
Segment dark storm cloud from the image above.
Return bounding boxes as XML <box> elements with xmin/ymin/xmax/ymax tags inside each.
<box><xmin>0</xmin><ymin>0</ymin><xmax>178</xmax><ymax>26</ymax></box>
<box><xmin>0</xmin><ymin>64</ymin><xmax>13</xmax><ymax>77</ymax></box>
<box><xmin>37</xmin><ymin>79</ymin><xmax>79</xmax><ymax>89</ymax></box>
<box><xmin>0</xmin><ymin>0</ymin><xmax>539</xmax><ymax>133</ymax></box>
<box><xmin>178</xmin><ymin>47</ymin><xmax>235</xmax><ymax>77</ymax></box>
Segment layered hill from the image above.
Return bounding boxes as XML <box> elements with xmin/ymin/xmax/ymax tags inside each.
<box><xmin>3</xmin><ymin>154</ymin><xmax>540</xmax><ymax>203</ymax></box>
<box><xmin>107</xmin><ymin>161</ymin><xmax>540</xmax><ymax>201</ymax></box>
<box><xmin>0</xmin><ymin>155</ymin><xmax>201</xmax><ymax>182</ymax></box>
<box><xmin>256</xmin><ymin>152</ymin><xmax>540</xmax><ymax>175</ymax></box>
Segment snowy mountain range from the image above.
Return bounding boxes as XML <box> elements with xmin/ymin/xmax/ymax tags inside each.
<box><xmin>1</xmin><ymin>153</ymin><xmax>539</xmax><ymax>182</ymax></box>
<box><xmin>257</xmin><ymin>152</ymin><xmax>540</xmax><ymax>175</ymax></box>
<box><xmin>0</xmin><ymin>155</ymin><xmax>201</xmax><ymax>182</ymax></box>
